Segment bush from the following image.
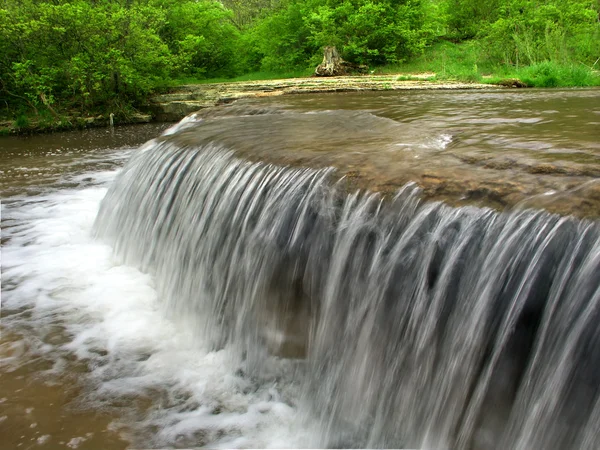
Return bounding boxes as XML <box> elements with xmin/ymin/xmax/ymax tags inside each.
<box><xmin>0</xmin><ymin>0</ymin><xmax>241</xmax><ymax>116</ymax></box>
<box><xmin>520</xmin><ymin>62</ymin><xmax>600</xmax><ymax>87</ymax></box>
<box><xmin>14</xmin><ymin>114</ymin><xmax>30</xmax><ymax>129</ymax></box>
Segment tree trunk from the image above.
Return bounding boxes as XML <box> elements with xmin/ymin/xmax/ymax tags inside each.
<box><xmin>314</xmin><ymin>46</ymin><xmax>346</xmax><ymax>77</ymax></box>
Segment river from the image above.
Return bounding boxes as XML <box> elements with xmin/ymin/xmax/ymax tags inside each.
<box><xmin>1</xmin><ymin>88</ymin><xmax>600</xmax><ymax>449</ymax></box>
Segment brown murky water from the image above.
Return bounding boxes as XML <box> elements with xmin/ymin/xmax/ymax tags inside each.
<box><xmin>1</xmin><ymin>124</ymin><xmax>171</xmax><ymax>198</ymax></box>
<box><xmin>1</xmin><ymin>124</ymin><xmax>169</xmax><ymax>450</ymax></box>
<box><xmin>1</xmin><ymin>89</ymin><xmax>599</xmax><ymax>450</ymax></box>
<box><xmin>1</xmin><ymin>329</ymin><xmax>128</xmax><ymax>450</ymax></box>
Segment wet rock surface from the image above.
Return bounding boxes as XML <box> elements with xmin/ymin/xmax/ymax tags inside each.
<box><xmin>149</xmin><ymin>75</ymin><xmax>495</xmax><ymax>121</ymax></box>
<box><xmin>167</xmin><ymin>89</ymin><xmax>600</xmax><ymax>217</ymax></box>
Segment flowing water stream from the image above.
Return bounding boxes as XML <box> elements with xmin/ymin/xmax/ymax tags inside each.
<box><xmin>2</xmin><ymin>89</ymin><xmax>600</xmax><ymax>449</ymax></box>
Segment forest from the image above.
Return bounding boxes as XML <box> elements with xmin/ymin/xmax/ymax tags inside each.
<box><xmin>1</xmin><ymin>0</ymin><xmax>599</xmax><ymax>126</ymax></box>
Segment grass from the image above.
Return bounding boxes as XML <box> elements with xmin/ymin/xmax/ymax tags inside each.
<box><xmin>171</xmin><ymin>68</ymin><xmax>314</xmax><ymax>85</ymax></box>
<box><xmin>371</xmin><ymin>41</ymin><xmax>600</xmax><ymax>87</ymax></box>
<box><xmin>373</xmin><ymin>41</ymin><xmax>489</xmax><ymax>81</ymax></box>
<box><xmin>14</xmin><ymin>114</ymin><xmax>30</xmax><ymax>129</ymax></box>
<box><xmin>494</xmin><ymin>62</ymin><xmax>600</xmax><ymax>87</ymax></box>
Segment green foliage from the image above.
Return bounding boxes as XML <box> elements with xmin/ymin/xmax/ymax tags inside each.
<box><xmin>518</xmin><ymin>61</ymin><xmax>600</xmax><ymax>87</ymax></box>
<box><xmin>445</xmin><ymin>0</ymin><xmax>503</xmax><ymax>40</ymax></box>
<box><xmin>0</xmin><ymin>0</ymin><xmax>241</xmax><ymax>119</ymax></box>
<box><xmin>444</xmin><ymin>0</ymin><xmax>600</xmax><ymax>68</ymax></box>
<box><xmin>1</xmin><ymin>0</ymin><xmax>599</xmax><ymax>126</ymax></box>
<box><xmin>0</xmin><ymin>0</ymin><xmax>176</xmax><ymax>113</ymax></box>
<box><xmin>243</xmin><ymin>0</ymin><xmax>441</xmax><ymax>70</ymax></box>
<box><xmin>386</xmin><ymin>41</ymin><xmax>487</xmax><ymax>79</ymax></box>
<box><xmin>14</xmin><ymin>114</ymin><xmax>30</xmax><ymax>129</ymax></box>
<box><xmin>173</xmin><ymin>68</ymin><xmax>314</xmax><ymax>85</ymax></box>
<box><xmin>303</xmin><ymin>0</ymin><xmax>434</xmax><ymax>65</ymax></box>
<box><xmin>156</xmin><ymin>0</ymin><xmax>240</xmax><ymax>77</ymax></box>
<box><xmin>221</xmin><ymin>0</ymin><xmax>282</xmax><ymax>28</ymax></box>
<box><xmin>378</xmin><ymin>39</ymin><xmax>600</xmax><ymax>87</ymax></box>
<box><xmin>248</xmin><ymin>1</ymin><xmax>317</xmax><ymax>71</ymax></box>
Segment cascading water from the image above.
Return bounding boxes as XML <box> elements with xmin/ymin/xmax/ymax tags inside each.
<box><xmin>94</xmin><ymin>136</ymin><xmax>600</xmax><ymax>449</ymax></box>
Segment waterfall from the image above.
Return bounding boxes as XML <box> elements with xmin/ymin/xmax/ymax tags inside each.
<box><xmin>94</xmin><ymin>140</ymin><xmax>600</xmax><ymax>449</ymax></box>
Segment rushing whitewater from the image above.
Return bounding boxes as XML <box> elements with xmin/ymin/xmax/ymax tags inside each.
<box><xmin>94</xmin><ymin>137</ymin><xmax>600</xmax><ymax>449</ymax></box>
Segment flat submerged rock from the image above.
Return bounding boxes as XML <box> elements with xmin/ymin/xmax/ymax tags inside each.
<box><xmin>165</xmin><ymin>89</ymin><xmax>600</xmax><ymax>218</ymax></box>
<box><xmin>149</xmin><ymin>75</ymin><xmax>496</xmax><ymax>121</ymax></box>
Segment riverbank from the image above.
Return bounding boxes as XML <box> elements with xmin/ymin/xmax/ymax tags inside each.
<box><xmin>1</xmin><ymin>75</ymin><xmax>503</xmax><ymax>135</ymax></box>
<box><xmin>0</xmin><ymin>112</ymin><xmax>153</xmax><ymax>136</ymax></box>
<box><xmin>148</xmin><ymin>75</ymin><xmax>502</xmax><ymax>122</ymax></box>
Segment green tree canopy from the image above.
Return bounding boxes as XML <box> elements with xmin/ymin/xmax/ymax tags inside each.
<box><xmin>1</xmin><ymin>0</ymin><xmax>598</xmax><ymax>121</ymax></box>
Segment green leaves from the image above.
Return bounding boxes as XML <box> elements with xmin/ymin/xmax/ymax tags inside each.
<box><xmin>244</xmin><ymin>0</ymin><xmax>436</xmax><ymax>70</ymax></box>
<box><xmin>1</xmin><ymin>0</ymin><xmax>598</xmax><ymax>121</ymax></box>
<box><xmin>444</xmin><ymin>0</ymin><xmax>600</xmax><ymax>67</ymax></box>
<box><xmin>0</xmin><ymin>0</ymin><xmax>240</xmax><ymax>116</ymax></box>
<box><xmin>160</xmin><ymin>1</ymin><xmax>239</xmax><ymax>77</ymax></box>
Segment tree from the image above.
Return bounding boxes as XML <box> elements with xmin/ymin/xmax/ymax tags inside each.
<box><xmin>157</xmin><ymin>0</ymin><xmax>240</xmax><ymax>77</ymax></box>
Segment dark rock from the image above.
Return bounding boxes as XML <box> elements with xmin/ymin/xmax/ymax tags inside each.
<box><xmin>497</xmin><ymin>78</ymin><xmax>529</xmax><ymax>88</ymax></box>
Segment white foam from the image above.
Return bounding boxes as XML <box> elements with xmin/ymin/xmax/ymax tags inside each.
<box><xmin>162</xmin><ymin>113</ymin><xmax>202</xmax><ymax>136</ymax></box>
<box><xmin>36</xmin><ymin>435</ymin><xmax>51</xmax><ymax>444</ymax></box>
<box><xmin>2</xmin><ymin>164</ymin><xmax>318</xmax><ymax>448</ymax></box>
<box><xmin>420</xmin><ymin>133</ymin><xmax>453</xmax><ymax>151</ymax></box>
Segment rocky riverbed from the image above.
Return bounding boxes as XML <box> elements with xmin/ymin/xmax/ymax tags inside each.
<box><xmin>148</xmin><ymin>75</ymin><xmax>496</xmax><ymax>121</ymax></box>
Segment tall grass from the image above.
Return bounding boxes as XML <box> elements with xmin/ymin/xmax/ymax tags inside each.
<box><xmin>373</xmin><ymin>41</ymin><xmax>600</xmax><ymax>87</ymax></box>
<box><xmin>373</xmin><ymin>41</ymin><xmax>490</xmax><ymax>82</ymax></box>
<box><xmin>515</xmin><ymin>62</ymin><xmax>599</xmax><ymax>87</ymax></box>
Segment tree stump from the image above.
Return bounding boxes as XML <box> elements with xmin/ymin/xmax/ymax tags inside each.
<box><xmin>314</xmin><ymin>46</ymin><xmax>346</xmax><ymax>77</ymax></box>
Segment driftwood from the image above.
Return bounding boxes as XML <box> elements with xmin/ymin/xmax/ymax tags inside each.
<box><xmin>314</xmin><ymin>46</ymin><xmax>368</xmax><ymax>77</ymax></box>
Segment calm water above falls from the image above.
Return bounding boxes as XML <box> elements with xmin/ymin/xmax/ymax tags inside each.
<box><xmin>1</xmin><ymin>89</ymin><xmax>600</xmax><ymax>450</ymax></box>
